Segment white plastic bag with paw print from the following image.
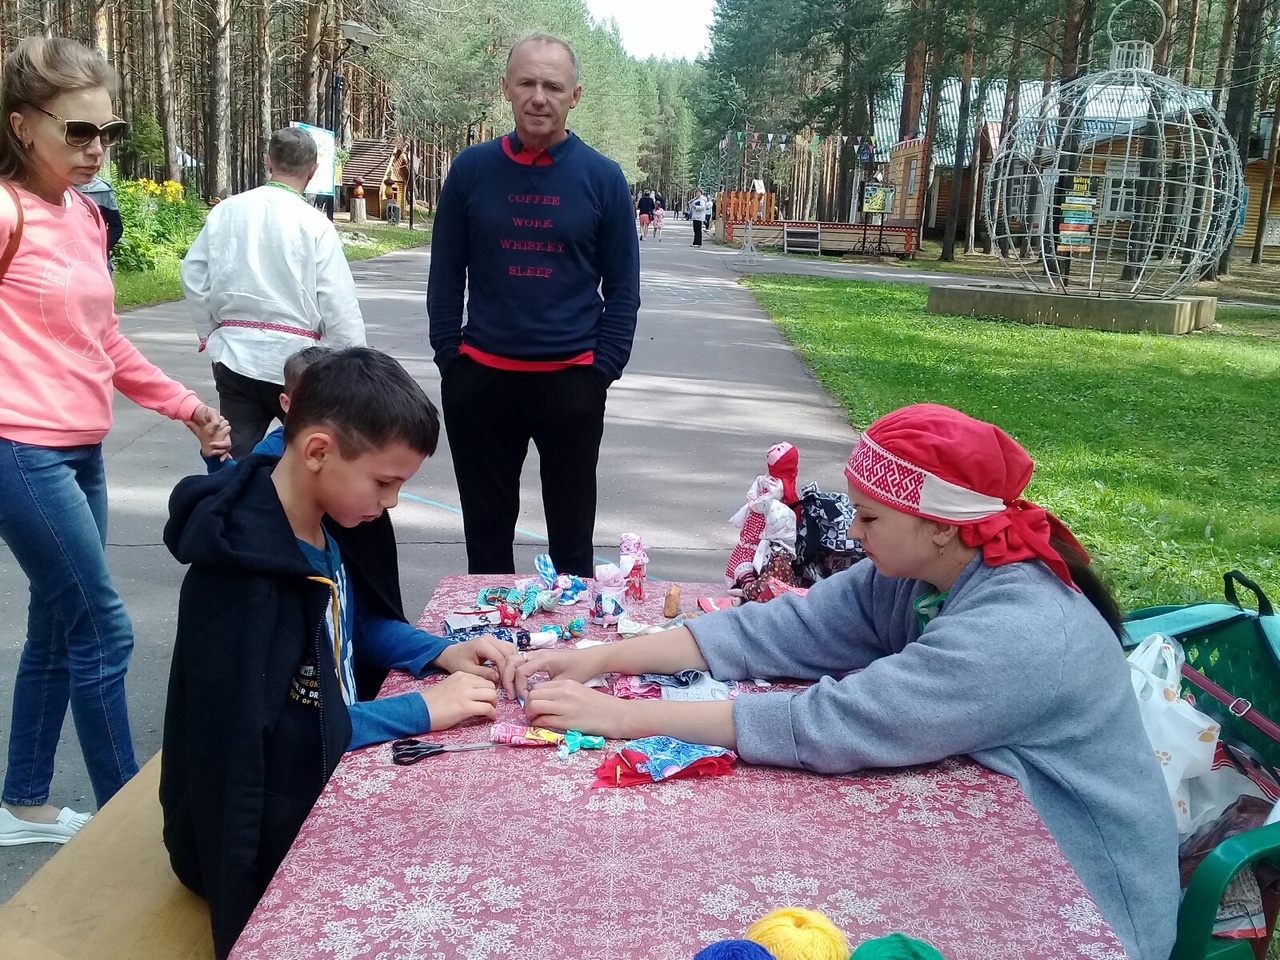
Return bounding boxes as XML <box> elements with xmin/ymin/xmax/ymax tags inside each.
<box><xmin>1128</xmin><ymin>633</ymin><xmax>1220</xmax><ymax>833</ymax></box>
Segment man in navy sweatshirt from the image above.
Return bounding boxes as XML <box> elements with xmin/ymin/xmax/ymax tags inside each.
<box><xmin>427</xmin><ymin>32</ymin><xmax>641</xmax><ymax>577</ymax></box>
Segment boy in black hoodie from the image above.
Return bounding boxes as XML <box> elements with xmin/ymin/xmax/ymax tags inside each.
<box><xmin>161</xmin><ymin>348</ymin><xmax>509</xmax><ymax>958</ymax></box>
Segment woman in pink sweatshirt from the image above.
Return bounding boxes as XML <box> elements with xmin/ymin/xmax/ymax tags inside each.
<box><xmin>0</xmin><ymin>37</ymin><xmax>223</xmax><ymax>844</ymax></box>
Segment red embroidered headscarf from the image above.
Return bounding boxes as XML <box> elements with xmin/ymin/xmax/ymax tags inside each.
<box><xmin>843</xmin><ymin>403</ymin><xmax>1086</xmax><ymax>590</ymax></box>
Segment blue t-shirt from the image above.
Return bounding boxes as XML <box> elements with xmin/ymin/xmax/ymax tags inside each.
<box><xmin>296</xmin><ymin>531</ymin><xmax>453</xmax><ymax>749</ymax></box>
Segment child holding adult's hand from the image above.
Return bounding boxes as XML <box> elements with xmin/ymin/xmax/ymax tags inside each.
<box><xmin>188</xmin><ymin>410</ymin><xmax>232</xmax><ymax>462</ymax></box>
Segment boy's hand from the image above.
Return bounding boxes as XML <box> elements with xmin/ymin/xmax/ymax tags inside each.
<box><xmin>186</xmin><ymin>411</ymin><xmax>232</xmax><ymax>460</ymax></box>
<box><xmin>430</xmin><ymin>635</ymin><xmax>511</xmax><ymax>683</ymax></box>
<box><xmin>421</xmin><ymin>672</ymin><xmax>498</xmax><ymax>731</ymax></box>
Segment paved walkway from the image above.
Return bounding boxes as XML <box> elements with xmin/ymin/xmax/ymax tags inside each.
<box><xmin>0</xmin><ymin>215</ymin><xmax>859</xmax><ymax>900</ymax></box>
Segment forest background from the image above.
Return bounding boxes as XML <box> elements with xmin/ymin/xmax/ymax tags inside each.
<box><xmin>0</xmin><ymin>0</ymin><xmax>1274</xmax><ymax>267</ymax></box>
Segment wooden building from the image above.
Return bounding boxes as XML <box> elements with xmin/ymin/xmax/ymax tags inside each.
<box><xmin>339</xmin><ymin>139</ymin><xmax>408</xmax><ymax>219</ymax></box>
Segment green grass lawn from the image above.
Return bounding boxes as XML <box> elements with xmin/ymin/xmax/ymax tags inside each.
<box><xmin>111</xmin><ymin>223</ymin><xmax>431</xmax><ymax>311</ymax></box>
<box><xmin>1217</xmin><ymin>304</ymin><xmax>1280</xmax><ymax>338</ymax></box>
<box><xmin>742</xmin><ymin>275</ymin><xmax>1280</xmax><ymax>610</ymax></box>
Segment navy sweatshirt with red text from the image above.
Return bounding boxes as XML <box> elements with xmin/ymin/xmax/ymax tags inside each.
<box><xmin>426</xmin><ymin>131</ymin><xmax>641</xmax><ymax>381</ymax></box>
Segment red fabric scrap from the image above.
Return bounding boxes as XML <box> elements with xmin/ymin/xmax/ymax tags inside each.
<box><xmin>592</xmin><ymin>746</ymin><xmax>736</xmax><ymax>789</ymax></box>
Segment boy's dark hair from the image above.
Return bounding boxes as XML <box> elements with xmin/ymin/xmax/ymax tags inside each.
<box><xmin>282</xmin><ymin>346</ymin><xmax>331</xmax><ymax>396</ymax></box>
<box><xmin>284</xmin><ymin>347</ymin><xmax>439</xmax><ymax>458</ymax></box>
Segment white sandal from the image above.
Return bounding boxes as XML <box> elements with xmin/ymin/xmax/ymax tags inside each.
<box><xmin>0</xmin><ymin>806</ymin><xmax>92</xmax><ymax>846</ymax></box>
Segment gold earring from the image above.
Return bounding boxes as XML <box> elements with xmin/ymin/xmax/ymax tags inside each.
<box><xmin>937</xmin><ymin>545</ymin><xmax>945</xmax><ymax>557</ymax></box>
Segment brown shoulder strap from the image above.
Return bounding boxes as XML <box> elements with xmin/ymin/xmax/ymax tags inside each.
<box><xmin>0</xmin><ymin>181</ymin><xmax>25</xmax><ymax>284</ymax></box>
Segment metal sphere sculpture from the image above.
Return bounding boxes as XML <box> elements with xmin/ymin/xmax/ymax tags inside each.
<box><xmin>984</xmin><ymin>0</ymin><xmax>1243</xmax><ymax>298</ymax></box>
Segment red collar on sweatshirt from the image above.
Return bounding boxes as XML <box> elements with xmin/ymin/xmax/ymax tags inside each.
<box><xmin>500</xmin><ymin>131</ymin><xmax>575</xmax><ymax>166</ymax></box>
<box><xmin>502</xmin><ymin>134</ymin><xmax>554</xmax><ymax>166</ymax></box>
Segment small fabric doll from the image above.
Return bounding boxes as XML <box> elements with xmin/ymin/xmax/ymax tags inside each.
<box><xmin>766</xmin><ymin>441</ymin><xmax>800</xmax><ymax>514</ymax></box>
<box><xmin>619</xmin><ymin>532</ymin><xmax>647</xmax><ymax>601</ymax></box>
<box><xmin>725</xmin><ymin>443</ymin><xmax>799</xmax><ymax>587</ymax></box>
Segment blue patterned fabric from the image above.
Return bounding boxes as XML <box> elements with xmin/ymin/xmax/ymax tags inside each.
<box><xmin>621</xmin><ymin>736</ymin><xmax>733</xmax><ymax>782</ymax></box>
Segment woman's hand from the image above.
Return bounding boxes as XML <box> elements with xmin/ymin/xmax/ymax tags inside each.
<box><xmin>431</xmin><ymin>634</ymin><xmax>511</xmax><ymax>683</ymax></box>
<box><xmin>188</xmin><ymin>403</ymin><xmax>219</xmax><ymax>429</ymax></box>
<box><xmin>523</xmin><ymin>680</ymin><xmax>633</xmax><ymax>739</ymax></box>
<box><xmin>501</xmin><ymin>646</ymin><xmax>608</xmax><ymax>703</ymax></box>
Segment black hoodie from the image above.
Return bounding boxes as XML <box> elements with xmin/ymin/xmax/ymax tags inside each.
<box><xmin>160</xmin><ymin>455</ymin><xmax>408</xmax><ymax>959</ymax></box>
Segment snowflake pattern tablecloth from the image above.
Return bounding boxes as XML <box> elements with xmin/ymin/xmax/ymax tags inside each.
<box><xmin>231</xmin><ymin>575</ymin><xmax>1126</xmax><ymax>960</ymax></box>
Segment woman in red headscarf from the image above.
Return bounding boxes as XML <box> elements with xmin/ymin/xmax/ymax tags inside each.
<box><xmin>502</xmin><ymin>403</ymin><xmax>1178</xmax><ymax>960</ymax></box>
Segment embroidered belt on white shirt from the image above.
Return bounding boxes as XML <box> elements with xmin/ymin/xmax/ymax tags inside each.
<box><xmin>198</xmin><ymin>319</ymin><xmax>323</xmax><ymax>351</ymax></box>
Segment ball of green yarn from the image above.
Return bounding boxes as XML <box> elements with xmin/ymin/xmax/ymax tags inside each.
<box><xmin>850</xmin><ymin>933</ymin><xmax>946</xmax><ymax>960</ymax></box>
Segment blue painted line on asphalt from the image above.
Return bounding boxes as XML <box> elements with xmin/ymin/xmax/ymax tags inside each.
<box><xmin>399</xmin><ymin>490</ymin><xmax>614</xmax><ymax>568</ymax></box>
<box><xmin>399</xmin><ymin>491</ymin><xmax>546</xmax><ymax>540</ymax></box>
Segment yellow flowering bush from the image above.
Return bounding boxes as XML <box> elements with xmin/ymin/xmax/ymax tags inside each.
<box><xmin>114</xmin><ymin>175</ymin><xmax>206</xmax><ymax>272</ymax></box>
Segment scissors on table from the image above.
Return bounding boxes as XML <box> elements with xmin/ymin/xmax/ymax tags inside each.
<box><xmin>391</xmin><ymin>738</ymin><xmax>509</xmax><ymax>765</ymax></box>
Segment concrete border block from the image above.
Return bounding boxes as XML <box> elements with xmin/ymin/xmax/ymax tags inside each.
<box><xmin>926</xmin><ymin>284</ymin><xmax>1217</xmax><ymax>335</ymax></box>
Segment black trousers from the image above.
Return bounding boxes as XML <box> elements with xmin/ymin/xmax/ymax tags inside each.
<box><xmin>440</xmin><ymin>358</ymin><xmax>607</xmax><ymax>577</ymax></box>
<box><xmin>692</xmin><ymin>218</ymin><xmax>703</xmax><ymax>245</ymax></box>
<box><xmin>213</xmin><ymin>363</ymin><xmax>286</xmax><ymax>460</ymax></box>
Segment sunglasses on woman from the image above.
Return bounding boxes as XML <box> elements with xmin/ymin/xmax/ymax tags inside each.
<box><xmin>33</xmin><ymin>106</ymin><xmax>128</xmax><ymax>148</ymax></box>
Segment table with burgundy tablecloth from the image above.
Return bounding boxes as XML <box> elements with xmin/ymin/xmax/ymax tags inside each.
<box><xmin>230</xmin><ymin>574</ymin><xmax>1127</xmax><ymax>960</ymax></box>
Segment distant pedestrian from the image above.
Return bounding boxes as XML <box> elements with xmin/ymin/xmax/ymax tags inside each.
<box><xmin>652</xmin><ymin>201</ymin><xmax>665</xmax><ymax>241</ymax></box>
<box><xmin>637</xmin><ymin>189</ymin><xmax>655</xmax><ymax>240</ymax></box>
<box><xmin>690</xmin><ymin>188</ymin><xmax>707</xmax><ymax>246</ymax></box>
<box><xmin>73</xmin><ymin>173</ymin><xmax>122</xmax><ymax>264</ymax></box>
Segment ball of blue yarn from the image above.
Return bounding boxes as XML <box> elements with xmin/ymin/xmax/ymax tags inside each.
<box><xmin>695</xmin><ymin>940</ymin><xmax>776</xmax><ymax>960</ymax></box>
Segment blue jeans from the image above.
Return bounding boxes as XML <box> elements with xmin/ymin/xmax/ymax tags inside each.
<box><xmin>0</xmin><ymin>439</ymin><xmax>138</xmax><ymax>807</ymax></box>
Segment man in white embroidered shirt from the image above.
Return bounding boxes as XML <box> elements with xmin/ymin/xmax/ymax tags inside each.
<box><xmin>181</xmin><ymin>126</ymin><xmax>366</xmax><ymax>459</ymax></box>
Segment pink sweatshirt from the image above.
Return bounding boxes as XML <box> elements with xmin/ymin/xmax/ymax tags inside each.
<box><xmin>0</xmin><ymin>184</ymin><xmax>200</xmax><ymax>447</ymax></box>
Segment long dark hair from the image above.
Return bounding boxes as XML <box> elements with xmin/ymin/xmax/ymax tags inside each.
<box><xmin>1052</xmin><ymin>534</ymin><xmax>1123</xmax><ymax>640</ymax></box>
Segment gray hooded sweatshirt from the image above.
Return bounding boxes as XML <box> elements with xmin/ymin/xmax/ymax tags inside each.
<box><xmin>688</xmin><ymin>555</ymin><xmax>1178</xmax><ymax>960</ymax></box>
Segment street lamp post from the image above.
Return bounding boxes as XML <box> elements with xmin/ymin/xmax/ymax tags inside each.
<box><xmin>327</xmin><ymin>19</ymin><xmax>378</xmax><ymax>220</ymax></box>
<box><xmin>330</xmin><ymin>19</ymin><xmax>379</xmax><ymax>140</ymax></box>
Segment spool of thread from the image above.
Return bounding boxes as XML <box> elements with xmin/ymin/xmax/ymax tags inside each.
<box><xmin>694</xmin><ymin>941</ymin><xmax>774</xmax><ymax>960</ymax></box>
<box><xmin>663</xmin><ymin>583</ymin><xmax>681</xmax><ymax>618</ymax></box>
<box><xmin>745</xmin><ymin>907</ymin><xmax>850</xmax><ymax>960</ymax></box>
<box><xmin>851</xmin><ymin>933</ymin><xmax>946</xmax><ymax>959</ymax></box>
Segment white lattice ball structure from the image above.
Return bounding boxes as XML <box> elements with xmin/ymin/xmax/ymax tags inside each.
<box><xmin>984</xmin><ymin>4</ymin><xmax>1243</xmax><ymax>299</ymax></box>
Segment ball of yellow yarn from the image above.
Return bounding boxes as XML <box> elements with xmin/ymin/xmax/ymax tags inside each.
<box><xmin>745</xmin><ymin>907</ymin><xmax>850</xmax><ymax>960</ymax></box>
